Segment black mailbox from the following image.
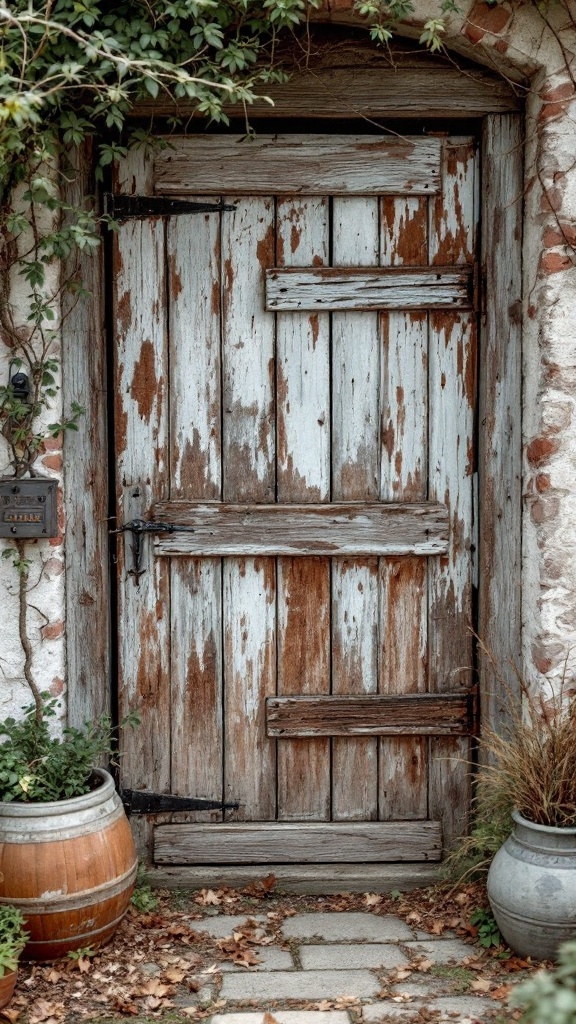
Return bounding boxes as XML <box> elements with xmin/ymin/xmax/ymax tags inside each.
<box><xmin>0</xmin><ymin>479</ymin><xmax>58</xmax><ymax>539</ymax></box>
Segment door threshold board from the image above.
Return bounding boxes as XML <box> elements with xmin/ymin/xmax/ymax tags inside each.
<box><xmin>148</xmin><ymin>863</ymin><xmax>441</xmax><ymax>894</ymax></box>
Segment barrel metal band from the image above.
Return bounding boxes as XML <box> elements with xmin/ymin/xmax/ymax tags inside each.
<box><xmin>0</xmin><ymin>860</ymin><xmax>138</xmax><ymax>914</ymax></box>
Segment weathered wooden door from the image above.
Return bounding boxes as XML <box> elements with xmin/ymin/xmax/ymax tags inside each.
<box><xmin>113</xmin><ymin>132</ymin><xmax>478</xmax><ymax>870</ymax></box>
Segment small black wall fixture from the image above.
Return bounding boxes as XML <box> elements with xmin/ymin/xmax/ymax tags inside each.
<box><xmin>9</xmin><ymin>366</ymin><xmax>30</xmax><ymax>403</ymax></box>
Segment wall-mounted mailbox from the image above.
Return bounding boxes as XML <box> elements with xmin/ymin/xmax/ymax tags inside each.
<box><xmin>0</xmin><ymin>479</ymin><xmax>58</xmax><ymax>539</ymax></box>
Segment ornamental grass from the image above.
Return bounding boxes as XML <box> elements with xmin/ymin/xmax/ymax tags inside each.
<box><xmin>478</xmin><ymin>640</ymin><xmax>576</xmax><ymax>829</ymax></box>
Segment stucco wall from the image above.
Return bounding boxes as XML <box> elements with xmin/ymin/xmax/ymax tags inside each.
<box><xmin>0</xmin><ymin>200</ymin><xmax>66</xmax><ymax>722</ymax></box>
<box><xmin>1</xmin><ymin>0</ymin><xmax>575</xmax><ymax>723</ymax></box>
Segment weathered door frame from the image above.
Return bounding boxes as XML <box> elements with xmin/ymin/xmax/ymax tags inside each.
<box><xmin>61</xmin><ymin>37</ymin><xmax>522</xmax><ymax>886</ymax></box>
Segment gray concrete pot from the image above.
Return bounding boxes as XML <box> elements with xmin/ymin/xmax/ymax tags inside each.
<box><xmin>487</xmin><ymin>810</ymin><xmax>576</xmax><ymax>960</ymax></box>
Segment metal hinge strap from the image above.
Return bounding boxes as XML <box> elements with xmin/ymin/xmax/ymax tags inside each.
<box><xmin>104</xmin><ymin>194</ymin><xmax>236</xmax><ymax>221</ymax></box>
<box><xmin>121</xmin><ymin>789</ymin><xmax>239</xmax><ymax>816</ymax></box>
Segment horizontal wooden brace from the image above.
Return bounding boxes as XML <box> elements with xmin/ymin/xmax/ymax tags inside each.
<box><xmin>154</xmin><ymin>822</ymin><xmax>442</xmax><ymax>864</ymax></box>
<box><xmin>134</xmin><ymin>65</ymin><xmax>520</xmax><ymax>120</ymax></box>
<box><xmin>266</xmin><ymin>266</ymin><xmax>473</xmax><ymax>311</ymax></box>
<box><xmin>154</xmin><ymin>135</ymin><xmax>442</xmax><ymax>196</ymax></box>
<box><xmin>152</xmin><ymin>501</ymin><xmax>448</xmax><ymax>557</ymax></box>
<box><xmin>266</xmin><ymin>693</ymin><xmax>475</xmax><ymax>737</ymax></box>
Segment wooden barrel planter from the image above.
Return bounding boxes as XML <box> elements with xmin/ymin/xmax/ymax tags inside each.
<box><xmin>0</xmin><ymin>770</ymin><xmax>137</xmax><ymax>961</ymax></box>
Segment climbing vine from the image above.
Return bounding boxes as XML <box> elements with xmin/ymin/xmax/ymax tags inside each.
<box><xmin>0</xmin><ymin>0</ymin><xmax>475</xmax><ymax>484</ymax></box>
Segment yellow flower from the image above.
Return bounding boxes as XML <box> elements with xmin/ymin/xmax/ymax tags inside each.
<box><xmin>18</xmin><ymin>775</ymin><xmax>34</xmax><ymax>793</ymax></box>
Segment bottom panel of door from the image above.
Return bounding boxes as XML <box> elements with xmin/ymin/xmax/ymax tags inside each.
<box><xmin>150</xmin><ymin>862</ymin><xmax>442</xmax><ymax>894</ymax></box>
<box><xmin>154</xmin><ymin>822</ymin><xmax>442</xmax><ymax>864</ymax></box>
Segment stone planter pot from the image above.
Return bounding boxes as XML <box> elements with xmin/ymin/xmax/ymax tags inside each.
<box><xmin>0</xmin><ymin>769</ymin><xmax>137</xmax><ymax>961</ymax></box>
<box><xmin>487</xmin><ymin>810</ymin><xmax>576</xmax><ymax>960</ymax></box>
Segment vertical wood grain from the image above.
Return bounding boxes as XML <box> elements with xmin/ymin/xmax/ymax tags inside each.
<box><xmin>478</xmin><ymin>115</ymin><xmax>523</xmax><ymax>745</ymax></box>
<box><xmin>167</xmin><ymin>208</ymin><xmax>223</xmax><ymax>812</ymax></box>
<box><xmin>379</xmin><ymin>196</ymin><xmax>429</xmax><ymax>820</ymax></box>
<box><xmin>224</xmin><ymin>558</ymin><xmax>277</xmax><ymax>819</ymax></box>
<box><xmin>62</xmin><ymin>141</ymin><xmax>109</xmax><ymax>728</ymax></box>
<box><xmin>222</xmin><ymin>198</ymin><xmax>277</xmax><ymax>819</ymax></box>
<box><xmin>114</xmin><ymin>151</ymin><xmax>170</xmax><ymax>795</ymax></box>
<box><xmin>331</xmin><ymin>197</ymin><xmax>379</xmax><ymax>821</ymax></box>
<box><xmin>428</xmin><ymin>139</ymin><xmax>478</xmax><ymax>850</ymax></box>
<box><xmin>276</xmin><ymin>197</ymin><xmax>331</xmax><ymax>821</ymax></box>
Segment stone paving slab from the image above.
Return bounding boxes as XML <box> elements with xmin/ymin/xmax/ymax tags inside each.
<box><xmin>220</xmin><ymin>969</ymin><xmax>381</xmax><ymax>1000</ymax></box>
<box><xmin>195</xmin><ymin>915</ymin><xmax>267</xmax><ymax>938</ymax></box>
<box><xmin>432</xmin><ymin>995</ymin><xmax>495</xmax><ymax>1015</ymax></box>
<box><xmin>220</xmin><ymin>947</ymin><xmax>294</xmax><ymax>972</ymax></box>
<box><xmin>390</xmin><ymin>979</ymin><xmax>458</xmax><ymax>998</ymax></box>
<box><xmin>299</xmin><ymin>943</ymin><xmax>408</xmax><ymax>970</ymax></box>
<box><xmin>403</xmin><ymin>938</ymin><xmax>473</xmax><ymax>963</ymax></box>
<box><xmin>362</xmin><ymin>994</ymin><xmax>495</xmax><ymax>1022</ymax></box>
<box><xmin>212</xmin><ymin>1014</ymin><xmax>351</xmax><ymax>1024</ymax></box>
<box><xmin>281</xmin><ymin>913</ymin><xmax>414</xmax><ymax>943</ymax></box>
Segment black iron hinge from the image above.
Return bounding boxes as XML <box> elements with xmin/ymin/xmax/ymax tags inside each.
<box><xmin>104</xmin><ymin>194</ymin><xmax>236</xmax><ymax>221</ymax></box>
<box><xmin>121</xmin><ymin>789</ymin><xmax>239</xmax><ymax>816</ymax></box>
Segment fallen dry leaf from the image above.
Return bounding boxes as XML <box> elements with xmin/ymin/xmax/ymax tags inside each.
<box><xmin>363</xmin><ymin>893</ymin><xmax>382</xmax><ymax>907</ymax></box>
<box><xmin>470</xmin><ymin>977</ymin><xmax>492</xmax><ymax>993</ymax></box>
<box><xmin>491</xmin><ymin>983</ymin><xmax>514</xmax><ymax>1000</ymax></box>
<box><xmin>230</xmin><ymin>950</ymin><xmax>261</xmax><ymax>968</ymax></box>
<box><xmin>147</xmin><ymin>979</ymin><xmax>171</xmax><ymax>996</ymax></box>
<box><xmin>195</xmin><ymin>889</ymin><xmax>221</xmax><ymax>906</ymax></box>
<box><xmin>163</xmin><ymin>967</ymin><xmax>187</xmax><ymax>984</ymax></box>
<box><xmin>406</xmin><ymin>911</ymin><xmax>423</xmax><ymax>924</ymax></box>
<box><xmin>110</xmin><ymin>997</ymin><xmax>139</xmax><ymax>1015</ymax></box>
<box><xmin>28</xmin><ymin>1001</ymin><xmax>66</xmax><ymax>1024</ymax></box>
<box><xmin>263</xmin><ymin>1014</ymin><xmax>279</xmax><ymax>1024</ymax></box>
<box><xmin>413</xmin><ymin>957</ymin><xmax>434</xmax><ymax>972</ymax></box>
<box><xmin>392</xmin><ymin>968</ymin><xmax>413</xmax><ymax>981</ymax></box>
<box><xmin>0</xmin><ymin>1009</ymin><xmax>20</xmax><ymax>1023</ymax></box>
<box><xmin>429</xmin><ymin>920</ymin><xmax>445</xmax><ymax>935</ymax></box>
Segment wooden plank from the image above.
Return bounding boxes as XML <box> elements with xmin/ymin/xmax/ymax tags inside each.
<box><xmin>150</xmin><ymin>862</ymin><xmax>443</xmax><ymax>893</ymax></box>
<box><xmin>266</xmin><ymin>694</ymin><xmax>474</xmax><ymax>737</ymax></box>
<box><xmin>277</xmin><ymin>560</ymin><xmax>331</xmax><ymax>820</ymax></box>
<box><xmin>222</xmin><ymin>197</ymin><xmax>275</xmax><ymax>503</ymax></box>
<box><xmin>276</xmin><ymin>198</ymin><xmax>330</xmax><ymax>502</ymax></box>
<box><xmin>379</xmin><ymin>196</ymin><xmax>429</xmax><ymax>822</ymax></box>
<box><xmin>168</xmin><ymin>207</ymin><xmax>221</xmax><ymax>501</ymax></box>
<box><xmin>167</xmin><ymin>207</ymin><xmax>223</xmax><ymax>815</ymax></box>
<box><xmin>428</xmin><ymin>138</ymin><xmax>479</xmax><ymax>852</ymax></box>
<box><xmin>331</xmin><ymin>196</ymin><xmax>380</xmax><ymax>822</ymax></box>
<box><xmin>221</xmin><ymin>196</ymin><xmax>277</xmax><ymax>821</ymax></box>
<box><xmin>154</xmin><ymin>136</ymin><xmax>442</xmax><ymax>196</ymax></box>
<box><xmin>154</xmin><ymin>821</ymin><xmax>443</xmax><ymax>863</ymax></box>
<box><xmin>266</xmin><ymin>266</ymin><xmax>472</xmax><ymax>311</ymax></box>
<box><xmin>153</xmin><ymin>501</ymin><xmax>448</xmax><ymax>556</ymax></box>
<box><xmin>478</xmin><ymin>115</ymin><xmax>523</xmax><ymax>745</ymax></box>
<box><xmin>223</xmin><ymin>558</ymin><xmax>276</xmax><ymax>820</ymax></box>
<box><xmin>276</xmin><ymin>196</ymin><xmax>331</xmax><ymax>823</ymax></box>
<box><xmin>114</xmin><ymin>150</ymin><xmax>171</xmax><ymax>797</ymax></box>
<box><xmin>133</xmin><ymin>67</ymin><xmax>520</xmax><ymax>120</ymax></box>
<box><xmin>61</xmin><ymin>141</ymin><xmax>109</xmax><ymax>728</ymax></box>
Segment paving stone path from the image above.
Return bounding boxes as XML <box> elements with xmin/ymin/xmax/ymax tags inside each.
<box><xmin>194</xmin><ymin>911</ymin><xmax>505</xmax><ymax>1024</ymax></box>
